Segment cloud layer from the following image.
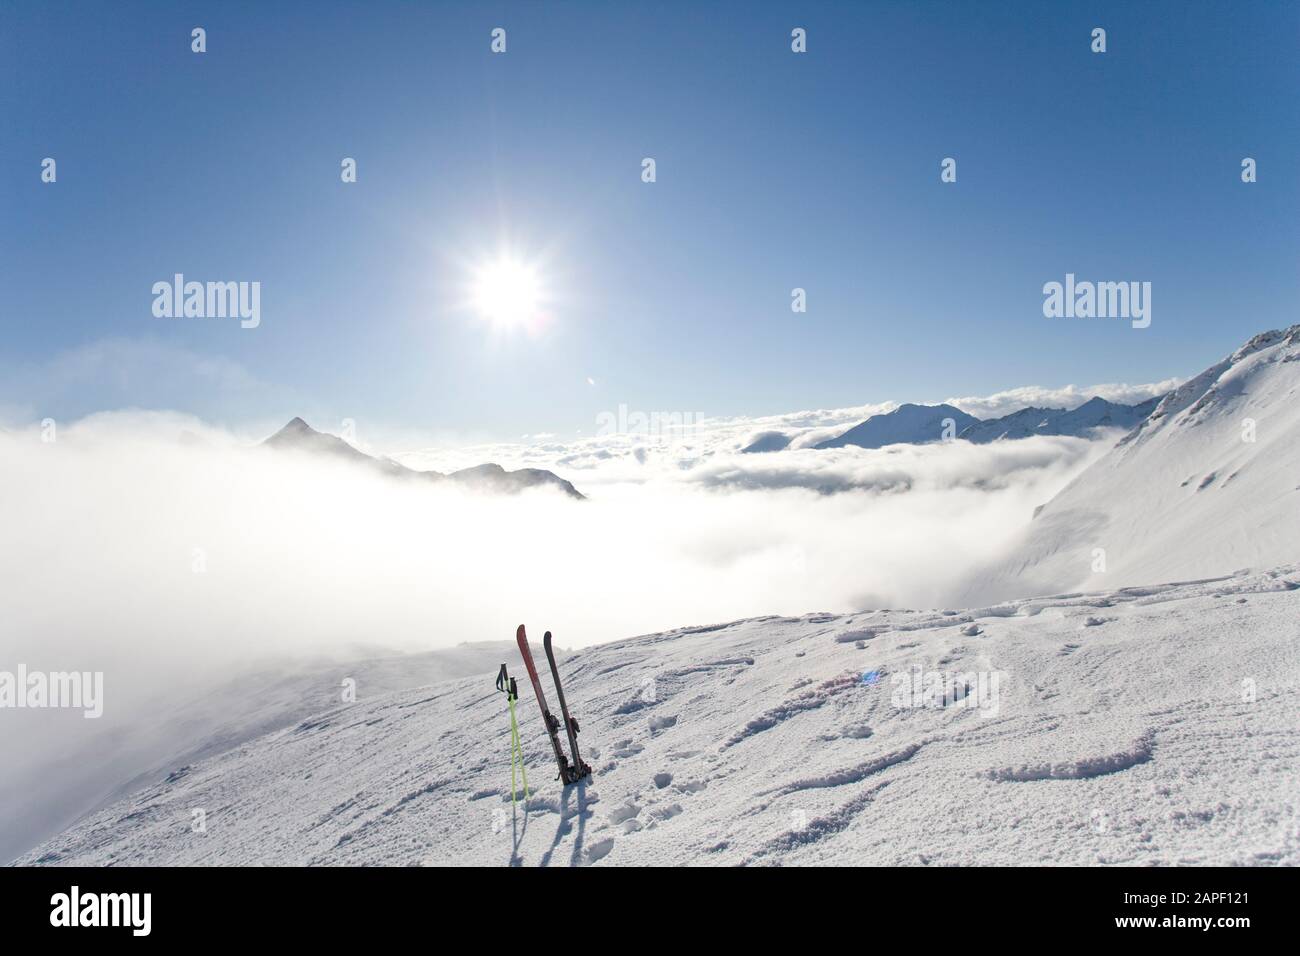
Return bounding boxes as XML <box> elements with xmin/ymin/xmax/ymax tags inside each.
<box><xmin>0</xmin><ymin>409</ymin><xmax>1112</xmax><ymax>672</ymax></box>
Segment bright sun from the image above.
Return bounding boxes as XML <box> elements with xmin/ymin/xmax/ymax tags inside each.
<box><xmin>471</xmin><ymin>258</ymin><xmax>541</xmax><ymax>330</ymax></box>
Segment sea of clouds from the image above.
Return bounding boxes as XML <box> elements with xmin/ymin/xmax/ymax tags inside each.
<box><xmin>1</xmin><ymin>408</ymin><xmax>1125</xmax><ymax>662</ymax></box>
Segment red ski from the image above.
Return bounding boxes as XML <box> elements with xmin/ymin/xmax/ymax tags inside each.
<box><xmin>515</xmin><ymin>624</ymin><xmax>591</xmax><ymax>785</ymax></box>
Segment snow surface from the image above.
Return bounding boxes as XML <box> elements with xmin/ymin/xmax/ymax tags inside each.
<box><xmin>0</xmin><ymin>644</ymin><xmax>517</xmax><ymax>866</ymax></box>
<box><xmin>965</xmin><ymin>326</ymin><xmax>1300</xmax><ymax>603</ymax></box>
<box><xmin>19</xmin><ymin>568</ymin><xmax>1299</xmax><ymax>866</ymax></box>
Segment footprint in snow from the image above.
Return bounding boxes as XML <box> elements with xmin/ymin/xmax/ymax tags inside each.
<box><xmin>648</xmin><ymin>715</ymin><xmax>677</xmax><ymax>733</ymax></box>
<box><xmin>653</xmin><ymin>772</ymin><xmax>673</xmax><ymax>789</ymax></box>
<box><xmin>840</xmin><ymin>723</ymin><xmax>874</xmax><ymax>739</ymax></box>
<box><xmin>960</xmin><ymin>623</ymin><xmax>983</xmax><ymax>636</ymax></box>
<box><xmin>608</xmin><ymin>801</ymin><xmax>640</xmax><ymax>825</ymax></box>
<box><xmin>583</xmin><ymin>838</ymin><xmax>615</xmax><ymax>864</ymax></box>
<box><xmin>523</xmin><ymin>795</ymin><xmax>565</xmax><ymax>814</ymax></box>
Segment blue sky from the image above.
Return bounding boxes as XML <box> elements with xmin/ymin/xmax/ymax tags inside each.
<box><xmin>2</xmin><ymin>0</ymin><xmax>1297</xmax><ymax>438</ymax></box>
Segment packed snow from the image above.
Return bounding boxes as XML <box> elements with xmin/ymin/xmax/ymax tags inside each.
<box><xmin>19</xmin><ymin>567</ymin><xmax>1299</xmax><ymax>866</ymax></box>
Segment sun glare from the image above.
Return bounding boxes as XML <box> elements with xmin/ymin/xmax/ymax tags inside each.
<box><xmin>471</xmin><ymin>257</ymin><xmax>542</xmax><ymax>330</ymax></box>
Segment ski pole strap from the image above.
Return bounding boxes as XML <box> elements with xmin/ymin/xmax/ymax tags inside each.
<box><xmin>496</xmin><ymin>664</ymin><xmax>519</xmax><ymax>700</ymax></box>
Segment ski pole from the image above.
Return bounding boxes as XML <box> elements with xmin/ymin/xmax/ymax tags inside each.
<box><xmin>496</xmin><ymin>664</ymin><xmax>528</xmax><ymax>804</ymax></box>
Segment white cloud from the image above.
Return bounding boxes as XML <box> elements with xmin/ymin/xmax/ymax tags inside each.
<box><xmin>0</xmin><ymin>410</ymin><xmax>1110</xmax><ymax>681</ymax></box>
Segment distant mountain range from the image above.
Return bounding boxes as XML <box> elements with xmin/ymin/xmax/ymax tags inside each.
<box><xmin>263</xmin><ymin>418</ymin><xmax>584</xmax><ymax>499</ymax></box>
<box><xmin>956</xmin><ymin>395</ymin><xmax>1163</xmax><ymax>444</ymax></box>
<box><xmin>742</xmin><ymin>395</ymin><xmax>1165</xmax><ymax>453</ymax></box>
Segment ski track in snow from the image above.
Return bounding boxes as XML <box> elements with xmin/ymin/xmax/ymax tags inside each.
<box><xmin>15</xmin><ymin>567</ymin><xmax>1300</xmax><ymax>867</ymax></box>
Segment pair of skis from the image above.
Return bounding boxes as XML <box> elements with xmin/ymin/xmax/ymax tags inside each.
<box><xmin>515</xmin><ymin>624</ymin><xmax>592</xmax><ymax>786</ymax></box>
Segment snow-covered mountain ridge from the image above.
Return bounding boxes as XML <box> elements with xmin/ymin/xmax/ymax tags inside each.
<box><xmin>744</xmin><ymin>396</ymin><xmax>1163</xmax><ymax>453</ymax></box>
<box><xmin>812</xmin><ymin>404</ymin><xmax>980</xmax><ymax>450</ymax></box>
<box><xmin>265</xmin><ymin>418</ymin><xmax>585</xmax><ymax>499</ymax></box>
<box><xmin>958</xmin><ymin>396</ymin><xmax>1162</xmax><ymax>445</ymax></box>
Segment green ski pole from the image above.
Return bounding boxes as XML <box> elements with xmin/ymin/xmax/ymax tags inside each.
<box><xmin>497</xmin><ymin>664</ymin><xmax>528</xmax><ymax>804</ymax></box>
<box><xmin>509</xmin><ymin>691</ymin><xmax>527</xmax><ymax>802</ymax></box>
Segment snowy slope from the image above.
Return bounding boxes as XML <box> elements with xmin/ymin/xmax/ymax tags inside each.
<box><xmin>19</xmin><ymin>568</ymin><xmax>1299</xmax><ymax>867</ymax></box>
<box><xmin>964</xmin><ymin>326</ymin><xmax>1300</xmax><ymax>603</ymax></box>
<box><xmin>0</xmin><ymin>644</ymin><xmax>518</xmax><ymax>866</ymax></box>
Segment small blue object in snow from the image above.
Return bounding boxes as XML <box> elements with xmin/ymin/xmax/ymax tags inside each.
<box><xmin>860</xmin><ymin>669</ymin><xmax>881</xmax><ymax>686</ymax></box>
